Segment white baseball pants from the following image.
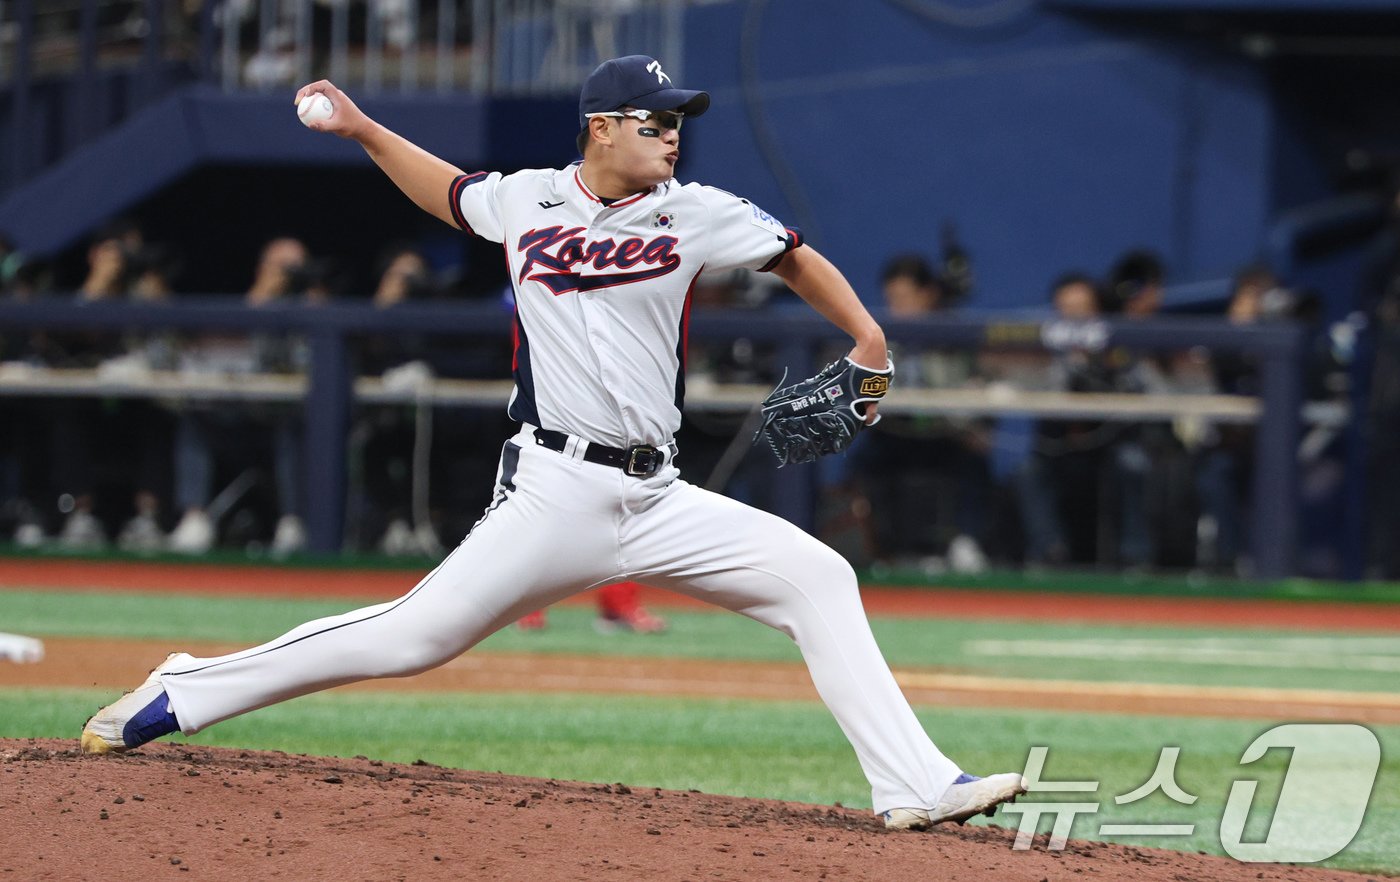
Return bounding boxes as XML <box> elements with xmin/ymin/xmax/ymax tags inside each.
<box><xmin>159</xmin><ymin>424</ymin><xmax>961</xmax><ymax>814</ymax></box>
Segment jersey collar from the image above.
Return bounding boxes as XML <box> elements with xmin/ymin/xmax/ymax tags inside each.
<box><xmin>573</xmin><ymin>162</ymin><xmax>654</xmax><ymax>209</ymax></box>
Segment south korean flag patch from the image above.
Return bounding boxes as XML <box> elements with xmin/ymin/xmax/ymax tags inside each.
<box><xmin>650</xmin><ymin>210</ymin><xmax>678</xmax><ymax>231</ymax></box>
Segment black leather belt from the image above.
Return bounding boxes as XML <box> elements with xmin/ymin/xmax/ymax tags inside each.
<box><xmin>532</xmin><ymin>427</ymin><xmax>667</xmax><ymax>477</ymax></box>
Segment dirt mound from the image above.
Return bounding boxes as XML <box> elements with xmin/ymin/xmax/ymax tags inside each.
<box><xmin>0</xmin><ymin>739</ymin><xmax>1381</xmax><ymax>881</ymax></box>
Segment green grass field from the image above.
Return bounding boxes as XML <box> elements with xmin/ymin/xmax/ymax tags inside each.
<box><xmin>3</xmin><ymin>584</ymin><xmax>1398</xmax><ymax>874</ymax></box>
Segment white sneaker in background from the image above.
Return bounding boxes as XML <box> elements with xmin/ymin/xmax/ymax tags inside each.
<box><xmin>167</xmin><ymin>509</ymin><xmax>215</xmax><ymax>554</ymax></box>
<box><xmin>118</xmin><ymin>513</ymin><xmax>166</xmax><ymax>553</ymax></box>
<box><xmin>379</xmin><ymin>518</ymin><xmax>416</xmax><ymax>556</ymax></box>
<box><xmin>271</xmin><ymin>514</ymin><xmax>306</xmax><ymax>556</ymax></box>
<box><xmin>948</xmin><ymin>534</ymin><xmax>989</xmax><ymax>574</ymax></box>
<box><xmin>58</xmin><ymin>510</ymin><xmax>106</xmax><ymax>551</ymax></box>
<box><xmin>412</xmin><ymin>521</ymin><xmax>442</xmax><ymax>556</ymax></box>
<box><xmin>13</xmin><ymin>522</ymin><xmax>45</xmax><ymax>548</ymax></box>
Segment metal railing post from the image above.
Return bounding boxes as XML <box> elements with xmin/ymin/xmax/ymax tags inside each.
<box><xmin>305</xmin><ymin>326</ymin><xmax>351</xmax><ymax>553</ymax></box>
<box><xmin>330</xmin><ymin>0</ymin><xmax>348</xmax><ymax>86</ymax></box>
<box><xmin>367</xmin><ymin>0</ymin><xmax>384</xmax><ymax>93</ymax></box>
<box><xmin>1251</xmin><ymin>329</ymin><xmax>1304</xmax><ymax>579</ymax></box>
<box><xmin>400</xmin><ymin>0</ymin><xmax>420</xmax><ymax>93</ymax></box>
<box><xmin>258</xmin><ymin>0</ymin><xmax>277</xmax><ymax>89</ymax></box>
<box><xmin>663</xmin><ymin>0</ymin><xmax>683</xmax><ymax>80</ymax></box>
<box><xmin>437</xmin><ymin>0</ymin><xmax>455</xmax><ymax>93</ymax></box>
<box><xmin>222</xmin><ymin>0</ymin><xmax>240</xmax><ymax>91</ymax></box>
<box><xmin>10</xmin><ymin>0</ymin><xmax>35</xmax><ymax>185</ymax></box>
<box><xmin>470</xmin><ymin>0</ymin><xmax>490</xmax><ymax>93</ymax></box>
<box><xmin>295</xmin><ymin>0</ymin><xmax>313</xmax><ymax>88</ymax></box>
<box><xmin>142</xmin><ymin>0</ymin><xmax>165</xmax><ymax>107</ymax></box>
<box><xmin>198</xmin><ymin>0</ymin><xmax>218</xmax><ymax>81</ymax></box>
<box><xmin>1341</xmin><ymin>322</ymin><xmax>1374</xmax><ymax>581</ymax></box>
<box><xmin>73</xmin><ymin>0</ymin><xmax>100</xmax><ymax>148</ymax></box>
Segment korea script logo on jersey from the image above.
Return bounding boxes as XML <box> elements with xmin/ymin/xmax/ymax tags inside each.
<box><xmin>516</xmin><ymin>226</ymin><xmax>681</xmax><ymax>295</ymax></box>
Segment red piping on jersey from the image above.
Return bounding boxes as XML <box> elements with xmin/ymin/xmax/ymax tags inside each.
<box><xmin>681</xmin><ymin>265</ymin><xmax>702</xmax><ymax>367</ymax></box>
<box><xmin>511</xmin><ymin>311</ymin><xmax>520</xmax><ymax>370</ymax></box>
<box><xmin>573</xmin><ymin>165</ymin><xmax>650</xmax><ymax>209</ymax></box>
<box><xmin>504</xmin><ymin>241</ymin><xmax>520</xmax><ymax>370</ymax></box>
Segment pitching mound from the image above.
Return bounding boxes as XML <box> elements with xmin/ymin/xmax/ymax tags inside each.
<box><xmin>0</xmin><ymin>739</ymin><xmax>1379</xmax><ymax>881</ymax></box>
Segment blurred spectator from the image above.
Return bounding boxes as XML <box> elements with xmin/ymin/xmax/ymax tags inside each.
<box><xmin>372</xmin><ymin>247</ymin><xmax>432</xmax><ymax>309</ymax></box>
<box><xmin>1105</xmin><ymin>249</ymin><xmax>1165</xmax><ymax>319</ymax></box>
<box><xmin>48</xmin><ymin>223</ymin><xmax>146</xmax><ymax>548</ymax></box>
<box><xmin>354</xmin><ymin>244</ymin><xmax>445</xmax><ymax>558</ymax></box>
<box><xmin>1370</xmin><ymin>277</ymin><xmax>1400</xmax><ymax>577</ymax></box>
<box><xmin>1017</xmin><ymin>272</ymin><xmax>1164</xmax><ymax>568</ymax></box>
<box><xmin>1108</xmin><ymin>249</ymin><xmax>1202</xmax><ymax>564</ymax></box>
<box><xmin>881</xmin><ymin>254</ymin><xmax>947</xmax><ymax>317</ymax></box>
<box><xmin>843</xmin><ymin>255</ymin><xmax>990</xmax><ymax>573</ymax></box>
<box><xmin>1192</xmin><ymin>265</ymin><xmax>1273</xmax><ymax>572</ymax></box>
<box><xmin>683</xmin><ymin>268</ymin><xmax>774</xmax><ymax>387</ymax></box>
<box><xmin>168</xmin><ymin>237</ymin><xmax>323</xmax><ymax>555</ymax></box>
<box><xmin>3</xmin><ymin>221</ymin><xmax>184</xmax><ymax>550</ymax></box>
<box><xmin>1198</xmin><ymin>264</ymin><xmax>1353</xmax><ymax>575</ymax></box>
<box><xmin>113</xmin><ymin>246</ymin><xmax>184</xmax><ymax>552</ymax></box>
<box><xmin>938</xmin><ymin>222</ymin><xmax>975</xmax><ymax>306</ymax></box>
<box><xmin>0</xmin><ymin>236</ymin><xmax>51</xmax><ymax>544</ymax></box>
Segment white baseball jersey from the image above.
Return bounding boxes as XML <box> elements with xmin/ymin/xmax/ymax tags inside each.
<box><xmin>448</xmin><ymin>162</ymin><xmax>802</xmax><ymax>448</ymax></box>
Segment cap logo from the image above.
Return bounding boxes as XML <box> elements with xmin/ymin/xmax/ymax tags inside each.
<box><xmin>646</xmin><ymin>60</ymin><xmax>672</xmax><ymax>85</ymax></box>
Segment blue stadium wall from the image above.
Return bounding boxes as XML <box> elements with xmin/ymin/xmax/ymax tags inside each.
<box><xmin>8</xmin><ymin>0</ymin><xmax>1390</xmax><ymax>308</ymax></box>
<box><xmin>677</xmin><ymin>0</ymin><xmax>1281</xmax><ymax>308</ymax></box>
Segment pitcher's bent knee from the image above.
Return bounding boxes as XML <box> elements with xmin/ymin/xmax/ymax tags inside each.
<box><xmin>782</xmin><ymin>539</ymin><xmax>860</xmax><ymax>601</ymax></box>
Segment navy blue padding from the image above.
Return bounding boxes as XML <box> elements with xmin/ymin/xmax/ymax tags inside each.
<box><xmin>448</xmin><ymin>172</ymin><xmax>490</xmax><ymax>235</ymax></box>
<box><xmin>508</xmin><ymin>312</ymin><xmax>541</xmax><ymax>426</ymax></box>
<box><xmin>499</xmin><ymin>440</ymin><xmax>520</xmax><ymax>492</ymax></box>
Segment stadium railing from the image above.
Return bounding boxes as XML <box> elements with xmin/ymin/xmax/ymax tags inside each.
<box><xmin>0</xmin><ymin>299</ymin><xmax>1312</xmax><ymax>578</ymax></box>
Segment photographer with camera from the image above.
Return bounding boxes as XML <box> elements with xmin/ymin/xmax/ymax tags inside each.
<box><xmin>39</xmin><ymin>223</ymin><xmax>177</xmax><ymax>549</ymax></box>
<box><xmin>1016</xmin><ymin>272</ymin><xmax>1167</xmax><ymax>568</ymax></box>
<box><xmin>167</xmin><ymin>236</ymin><xmax>329</xmax><ymax>555</ymax></box>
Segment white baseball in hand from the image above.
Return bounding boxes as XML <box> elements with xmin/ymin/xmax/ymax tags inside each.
<box><xmin>297</xmin><ymin>93</ymin><xmax>335</xmax><ymax>126</ymax></box>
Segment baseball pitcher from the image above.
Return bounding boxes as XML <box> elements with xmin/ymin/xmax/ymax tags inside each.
<box><xmin>82</xmin><ymin>55</ymin><xmax>1026</xmax><ymax>830</ymax></box>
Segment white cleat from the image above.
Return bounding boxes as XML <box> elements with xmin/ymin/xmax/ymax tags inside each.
<box><xmin>80</xmin><ymin>652</ymin><xmax>193</xmax><ymax>754</ymax></box>
<box><xmin>883</xmin><ymin>772</ymin><xmax>1029</xmax><ymax>830</ymax></box>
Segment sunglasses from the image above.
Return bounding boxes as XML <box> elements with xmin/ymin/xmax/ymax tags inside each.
<box><xmin>584</xmin><ymin>108</ymin><xmax>684</xmax><ymax>132</ymax></box>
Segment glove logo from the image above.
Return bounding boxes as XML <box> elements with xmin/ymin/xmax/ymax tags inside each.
<box><xmin>860</xmin><ymin>376</ymin><xmax>890</xmax><ymax>397</ymax></box>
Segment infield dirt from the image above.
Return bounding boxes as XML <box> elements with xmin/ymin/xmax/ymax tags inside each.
<box><xmin>1</xmin><ymin>739</ymin><xmax>1386</xmax><ymax>882</ymax></box>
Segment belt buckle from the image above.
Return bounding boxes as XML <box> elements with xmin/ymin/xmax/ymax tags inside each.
<box><xmin>624</xmin><ymin>445</ymin><xmax>661</xmax><ymax>477</ymax></box>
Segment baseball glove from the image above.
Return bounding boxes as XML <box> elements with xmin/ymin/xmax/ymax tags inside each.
<box><xmin>752</xmin><ymin>354</ymin><xmax>894</xmax><ymax>466</ymax></box>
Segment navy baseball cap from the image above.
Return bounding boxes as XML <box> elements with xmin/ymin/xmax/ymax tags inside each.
<box><xmin>578</xmin><ymin>55</ymin><xmax>710</xmax><ymax>128</ymax></box>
